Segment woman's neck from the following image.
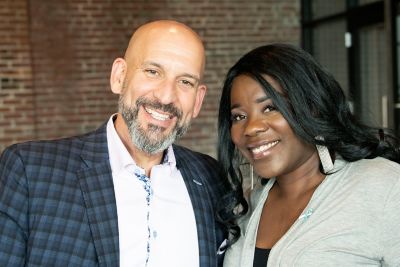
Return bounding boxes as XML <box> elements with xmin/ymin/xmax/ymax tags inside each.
<box><xmin>274</xmin><ymin>152</ymin><xmax>325</xmax><ymax>199</ymax></box>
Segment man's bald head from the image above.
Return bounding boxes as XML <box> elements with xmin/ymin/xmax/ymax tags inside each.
<box><xmin>124</xmin><ymin>20</ymin><xmax>206</xmax><ymax>80</ymax></box>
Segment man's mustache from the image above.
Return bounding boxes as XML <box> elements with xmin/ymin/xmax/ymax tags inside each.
<box><xmin>136</xmin><ymin>97</ymin><xmax>182</xmax><ymax>120</ymax></box>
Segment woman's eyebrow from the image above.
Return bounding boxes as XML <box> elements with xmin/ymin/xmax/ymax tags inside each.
<box><xmin>255</xmin><ymin>95</ymin><xmax>270</xmax><ymax>103</ymax></box>
<box><xmin>231</xmin><ymin>103</ymin><xmax>241</xmax><ymax>109</ymax></box>
<box><xmin>230</xmin><ymin>95</ymin><xmax>270</xmax><ymax>110</ymax></box>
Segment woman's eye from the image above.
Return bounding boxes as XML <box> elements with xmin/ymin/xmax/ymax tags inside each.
<box><xmin>264</xmin><ymin>105</ymin><xmax>276</xmax><ymax>113</ymax></box>
<box><xmin>230</xmin><ymin>114</ymin><xmax>246</xmax><ymax>122</ymax></box>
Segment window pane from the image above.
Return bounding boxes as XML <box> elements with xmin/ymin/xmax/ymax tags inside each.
<box><xmin>312</xmin><ymin>19</ymin><xmax>349</xmax><ymax>96</ymax></box>
<box><xmin>359</xmin><ymin>23</ymin><xmax>388</xmax><ymax>127</ymax></box>
<box><xmin>357</xmin><ymin>0</ymin><xmax>382</xmax><ymax>6</ymax></box>
<box><xmin>311</xmin><ymin>0</ymin><xmax>346</xmax><ymax>19</ymax></box>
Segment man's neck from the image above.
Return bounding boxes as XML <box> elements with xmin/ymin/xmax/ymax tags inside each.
<box><xmin>114</xmin><ymin>114</ymin><xmax>163</xmax><ymax>177</ymax></box>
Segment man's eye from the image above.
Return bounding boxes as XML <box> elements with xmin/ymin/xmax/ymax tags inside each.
<box><xmin>179</xmin><ymin>79</ymin><xmax>195</xmax><ymax>87</ymax></box>
<box><xmin>230</xmin><ymin>114</ymin><xmax>246</xmax><ymax>122</ymax></box>
<box><xmin>145</xmin><ymin>69</ymin><xmax>159</xmax><ymax>76</ymax></box>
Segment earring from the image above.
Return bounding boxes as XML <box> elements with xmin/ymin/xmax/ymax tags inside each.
<box><xmin>250</xmin><ymin>165</ymin><xmax>254</xmax><ymax>190</ymax></box>
<box><xmin>315</xmin><ymin>136</ymin><xmax>334</xmax><ymax>173</ymax></box>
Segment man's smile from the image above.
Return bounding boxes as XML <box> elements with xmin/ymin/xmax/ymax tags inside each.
<box><xmin>144</xmin><ymin>106</ymin><xmax>173</xmax><ymax>121</ymax></box>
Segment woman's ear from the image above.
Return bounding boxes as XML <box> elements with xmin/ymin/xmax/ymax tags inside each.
<box><xmin>110</xmin><ymin>58</ymin><xmax>127</xmax><ymax>94</ymax></box>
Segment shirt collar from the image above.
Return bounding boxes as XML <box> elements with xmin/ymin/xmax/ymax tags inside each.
<box><xmin>163</xmin><ymin>145</ymin><xmax>177</xmax><ymax>167</ymax></box>
<box><xmin>107</xmin><ymin>114</ymin><xmax>135</xmax><ymax>173</ymax></box>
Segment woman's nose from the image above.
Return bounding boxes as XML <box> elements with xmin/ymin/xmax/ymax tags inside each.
<box><xmin>243</xmin><ymin>117</ymin><xmax>269</xmax><ymax>137</ymax></box>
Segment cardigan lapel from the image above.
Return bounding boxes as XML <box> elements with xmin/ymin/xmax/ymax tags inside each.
<box><xmin>77</xmin><ymin>124</ymin><xmax>120</xmax><ymax>267</ymax></box>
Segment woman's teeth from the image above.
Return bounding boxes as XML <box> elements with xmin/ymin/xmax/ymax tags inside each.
<box><xmin>251</xmin><ymin>140</ymin><xmax>279</xmax><ymax>154</ymax></box>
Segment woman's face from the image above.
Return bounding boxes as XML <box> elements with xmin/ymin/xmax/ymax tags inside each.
<box><xmin>230</xmin><ymin>74</ymin><xmax>316</xmax><ymax>179</ymax></box>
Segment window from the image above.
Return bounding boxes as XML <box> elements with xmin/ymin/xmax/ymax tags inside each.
<box><xmin>302</xmin><ymin>0</ymin><xmax>399</xmax><ymax>134</ymax></box>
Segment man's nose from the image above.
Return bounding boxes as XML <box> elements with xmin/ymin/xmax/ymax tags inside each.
<box><xmin>153</xmin><ymin>79</ymin><xmax>177</xmax><ymax>105</ymax></box>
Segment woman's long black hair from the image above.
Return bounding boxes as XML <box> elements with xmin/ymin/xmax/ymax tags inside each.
<box><xmin>217</xmin><ymin>43</ymin><xmax>400</xmax><ymax>245</ymax></box>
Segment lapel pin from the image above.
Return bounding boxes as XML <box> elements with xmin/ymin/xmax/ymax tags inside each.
<box><xmin>192</xmin><ymin>179</ymin><xmax>203</xmax><ymax>186</ymax></box>
<box><xmin>299</xmin><ymin>208</ymin><xmax>314</xmax><ymax>221</ymax></box>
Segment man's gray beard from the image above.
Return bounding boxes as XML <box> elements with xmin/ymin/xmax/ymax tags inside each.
<box><xmin>118</xmin><ymin>97</ymin><xmax>190</xmax><ymax>155</ymax></box>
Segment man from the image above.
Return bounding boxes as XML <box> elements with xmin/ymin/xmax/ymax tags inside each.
<box><xmin>0</xmin><ymin>20</ymin><xmax>228</xmax><ymax>267</ymax></box>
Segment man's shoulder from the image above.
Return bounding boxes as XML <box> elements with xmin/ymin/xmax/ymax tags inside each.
<box><xmin>172</xmin><ymin>144</ymin><xmax>229</xmax><ymax>199</ymax></box>
<box><xmin>2</xmin><ymin>123</ymin><xmax>108</xmax><ymax>163</ymax></box>
<box><xmin>172</xmin><ymin>144</ymin><xmax>218</xmax><ymax>165</ymax></box>
<box><xmin>172</xmin><ymin>144</ymin><xmax>226</xmax><ymax>189</ymax></box>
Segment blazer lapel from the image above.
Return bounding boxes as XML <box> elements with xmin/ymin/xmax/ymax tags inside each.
<box><xmin>77</xmin><ymin>124</ymin><xmax>119</xmax><ymax>267</ymax></box>
<box><xmin>174</xmin><ymin>146</ymin><xmax>217</xmax><ymax>267</ymax></box>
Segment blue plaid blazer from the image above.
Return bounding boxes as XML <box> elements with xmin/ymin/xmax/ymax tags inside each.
<box><xmin>0</xmin><ymin>122</ymin><xmax>227</xmax><ymax>266</ymax></box>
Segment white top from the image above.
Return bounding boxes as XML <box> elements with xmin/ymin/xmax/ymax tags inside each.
<box><xmin>106</xmin><ymin>115</ymin><xmax>199</xmax><ymax>267</ymax></box>
<box><xmin>223</xmin><ymin>157</ymin><xmax>400</xmax><ymax>266</ymax></box>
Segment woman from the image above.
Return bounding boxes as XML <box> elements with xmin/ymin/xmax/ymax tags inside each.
<box><xmin>218</xmin><ymin>44</ymin><xmax>400</xmax><ymax>266</ymax></box>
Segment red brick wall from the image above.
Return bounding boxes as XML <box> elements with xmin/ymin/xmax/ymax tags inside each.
<box><xmin>0</xmin><ymin>0</ymin><xmax>35</xmax><ymax>149</ymax></box>
<box><xmin>0</xmin><ymin>0</ymin><xmax>300</xmax><ymax>157</ymax></box>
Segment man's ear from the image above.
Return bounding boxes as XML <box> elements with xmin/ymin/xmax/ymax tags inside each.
<box><xmin>192</xmin><ymin>84</ymin><xmax>207</xmax><ymax>118</ymax></box>
<box><xmin>110</xmin><ymin>58</ymin><xmax>127</xmax><ymax>95</ymax></box>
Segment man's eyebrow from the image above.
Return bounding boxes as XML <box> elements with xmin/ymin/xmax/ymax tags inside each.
<box><xmin>181</xmin><ymin>73</ymin><xmax>200</xmax><ymax>83</ymax></box>
<box><xmin>142</xmin><ymin>61</ymin><xmax>200</xmax><ymax>82</ymax></box>
<box><xmin>142</xmin><ymin>61</ymin><xmax>163</xmax><ymax>69</ymax></box>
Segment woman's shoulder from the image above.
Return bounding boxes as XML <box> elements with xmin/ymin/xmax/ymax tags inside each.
<box><xmin>338</xmin><ymin>157</ymin><xmax>400</xmax><ymax>196</ymax></box>
<box><xmin>350</xmin><ymin>157</ymin><xmax>400</xmax><ymax>178</ymax></box>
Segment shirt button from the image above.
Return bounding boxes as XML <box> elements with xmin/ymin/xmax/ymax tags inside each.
<box><xmin>153</xmin><ymin>230</ymin><xmax>158</xmax><ymax>238</ymax></box>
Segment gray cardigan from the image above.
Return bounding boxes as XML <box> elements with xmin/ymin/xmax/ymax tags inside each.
<box><xmin>223</xmin><ymin>157</ymin><xmax>400</xmax><ymax>266</ymax></box>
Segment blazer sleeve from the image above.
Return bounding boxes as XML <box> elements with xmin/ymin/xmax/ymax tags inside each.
<box><xmin>0</xmin><ymin>145</ymin><xmax>29</xmax><ymax>266</ymax></box>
